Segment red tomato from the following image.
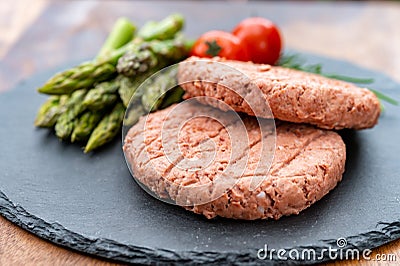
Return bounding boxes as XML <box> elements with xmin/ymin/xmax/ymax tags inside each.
<box><xmin>233</xmin><ymin>17</ymin><xmax>282</xmax><ymax>65</ymax></box>
<box><xmin>190</xmin><ymin>30</ymin><xmax>249</xmax><ymax>61</ymax></box>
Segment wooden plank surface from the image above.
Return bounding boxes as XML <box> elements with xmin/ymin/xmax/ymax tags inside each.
<box><xmin>0</xmin><ymin>1</ymin><xmax>399</xmax><ymax>265</ymax></box>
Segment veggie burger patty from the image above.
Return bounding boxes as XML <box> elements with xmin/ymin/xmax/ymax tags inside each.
<box><xmin>178</xmin><ymin>56</ymin><xmax>380</xmax><ymax>130</ymax></box>
<box><xmin>124</xmin><ymin>102</ymin><xmax>345</xmax><ymax>220</ymax></box>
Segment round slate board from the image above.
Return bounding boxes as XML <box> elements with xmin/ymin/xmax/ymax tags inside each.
<box><xmin>1</xmin><ymin>53</ymin><xmax>400</xmax><ymax>265</ymax></box>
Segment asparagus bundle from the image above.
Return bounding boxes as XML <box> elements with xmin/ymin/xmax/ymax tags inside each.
<box><xmin>35</xmin><ymin>14</ymin><xmax>191</xmax><ymax>153</ymax></box>
<box><xmin>38</xmin><ymin>14</ymin><xmax>184</xmax><ymax>95</ymax></box>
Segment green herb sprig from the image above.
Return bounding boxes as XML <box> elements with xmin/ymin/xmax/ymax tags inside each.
<box><xmin>278</xmin><ymin>54</ymin><xmax>398</xmax><ymax>107</ymax></box>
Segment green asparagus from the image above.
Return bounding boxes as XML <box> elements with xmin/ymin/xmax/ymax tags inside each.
<box><xmin>35</xmin><ymin>16</ymin><xmax>134</xmax><ymax>129</ymax></box>
<box><xmin>123</xmin><ymin>69</ymin><xmax>183</xmax><ymax>128</ymax></box>
<box><xmin>159</xmin><ymin>86</ymin><xmax>185</xmax><ymax>109</ymax></box>
<box><xmin>34</xmin><ymin>95</ymin><xmax>68</xmax><ymax>127</ymax></box>
<box><xmin>97</xmin><ymin>17</ymin><xmax>136</xmax><ymax>59</ymax></box>
<box><xmin>137</xmin><ymin>13</ymin><xmax>184</xmax><ymax>41</ymax></box>
<box><xmin>141</xmin><ymin>67</ymin><xmax>177</xmax><ymax>111</ymax></box>
<box><xmin>54</xmin><ymin>90</ymin><xmax>87</xmax><ymax>140</ymax></box>
<box><xmin>84</xmin><ymin>102</ymin><xmax>125</xmax><ymax>153</ymax></box>
<box><xmin>38</xmin><ymin>14</ymin><xmax>184</xmax><ymax>95</ymax></box>
<box><xmin>116</xmin><ymin>49</ymin><xmax>157</xmax><ymax>77</ymax></box>
<box><xmin>83</xmin><ymin>80</ymin><xmax>120</xmax><ymax>111</ymax></box>
<box><xmin>124</xmin><ymin>104</ymin><xmax>145</xmax><ymax>128</ymax></box>
<box><xmin>71</xmin><ymin>111</ymin><xmax>103</xmax><ymax>143</ymax></box>
<box><xmin>118</xmin><ymin>72</ymin><xmax>155</xmax><ymax>107</ymax></box>
<box><xmin>38</xmin><ymin>61</ymin><xmax>117</xmax><ymax>95</ymax></box>
<box><xmin>35</xmin><ymin>14</ymin><xmax>190</xmax><ymax>153</ymax></box>
<box><xmin>117</xmin><ymin>36</ymin><xmax>189</xmax><ymax>77</ymax></box>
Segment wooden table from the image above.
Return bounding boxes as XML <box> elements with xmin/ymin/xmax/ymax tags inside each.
<box><xmin>0</xmin><ymin>1</ymin><xmax>399</xmax><ymax>265</ymax></box>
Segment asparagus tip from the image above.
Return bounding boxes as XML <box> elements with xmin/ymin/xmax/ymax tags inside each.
<box><xmin>83</xmin><ymin>145</ymin><xmax>92</xmax><ymax>153</ymax></box>
<box><xmin>71</xmin><ymin>133</ymin><xmax>77</xmax><ymax>143</ymax></box>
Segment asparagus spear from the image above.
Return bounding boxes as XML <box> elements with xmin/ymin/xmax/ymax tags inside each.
<box><xmin>35</xmin><ymin>17</ymin><xmax>135</xmax><ymax>128</ymax></box>
<box><xmin>84</xmin><ymin>102</ymin><xmax>125</xmax><ymax>153</ymax></box>
<box><xmin>71</xmin><ymin>111</ymin><xmax>103</xmax><ymax>143</ymax></box>
<box><xmin>97</xmin><ymin>17</ymin><xmax>136</xmax><ymax>59</ymax></box>
<box><xmin>137</xmin><ymin>13</ymin><xmax>184</xmax><ymax>41</ymax></box>
<box><xmin>123</xmin><ymin>70</ymin><xmax>182</xmax><ymax>128</ymax></box>
<box><xmin>83</xmin><ymin>80</ymin><xmax>120</xmax><ymax>111</ymax></box>
<box><xmin>124</xmin><ymin>104</ymin><xmax>145</xmax><ymax>128</ymax></box>
<box><xmin>118</xmin><ymin>72</ymin><xmax>155</xmax><ymax>107</ymax></box>
<box><xmin>54</xmin><ymin>90</ymin><xmax>87</xmax><ymax>140</ymax></box>
<box><xmin>34</xmin><ymin>95</ymin><xmax>69</xmax><ymax>127</ymax></box>
<box><xmin>116</xmin><ymin>48</ymin><xmax>157</xmax><ymax>77</ymax></box>
<box><xmin>159</xmin><ymin>86</ymin><xmax>185</xmax><ymax>109</ymax></box>
<box><xmin>117</xmin><ymin>35</ymin><xmax>189</xmax><ymax>77</ymax></box>
<box><xmin>38</xmin><ymin>14</ymin><xmax>184</xmax><ymax>95</ymax></box>
<box><xmin>141</xmin><ymin>67</ymin><xmax>177</xmax><ymax>111</ymax></box>
<box><xmin>123</xmin><ymin>87</ymin><xmax>184</xmax><ymax>129</ymax></box>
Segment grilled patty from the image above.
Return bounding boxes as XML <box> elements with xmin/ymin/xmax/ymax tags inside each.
<box><xmin>178</xmin><ymin>57</ymin><xmax>380</xmax><ymax>130</ymax></box>
<box><xmin>124</xmin><ymin>102</ymin><xmax>346</xmax><ymax>220</ymax></box>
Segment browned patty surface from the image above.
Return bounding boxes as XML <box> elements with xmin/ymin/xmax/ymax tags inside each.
<box><xmin>124</xmin><ymin>102</ymin><xmax>346</xmax><ymax>220</ymax></box>
<box><xmin>178</xmin><ymin>57</ymin><xmax>380</xmax><ymax>130</ymax></box>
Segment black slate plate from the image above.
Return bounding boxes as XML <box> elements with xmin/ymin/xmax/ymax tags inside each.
<box><xmin>1</xmin><ymin>53</ymin><xmax>400</xmax><ymax>265</ymax></box>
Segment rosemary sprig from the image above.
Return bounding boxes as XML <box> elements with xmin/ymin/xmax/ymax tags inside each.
<box><xmin>323</xmin><ymin>74</ymin><xmax>374</xmax><ymax>84</ymax></box>
<box><xmin>369</xmin><ymin>88</ymin><xmax>399</xmax><ymax>106</ymax></box>
<box><xmin>278</xmin><ymin>53</ymin><xmax>398</xmax><ymax>106</ymax></box>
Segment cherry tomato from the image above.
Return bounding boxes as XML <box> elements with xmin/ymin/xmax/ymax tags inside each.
<box><xmin>190</xmin><ymin>30</ymin><xmax>249</xmax><ymax>61</ymax></box>
<box><xmin>233</xmin><ymin>17</ymin><xmax>282</xmax><ymax>65</ymax></box>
